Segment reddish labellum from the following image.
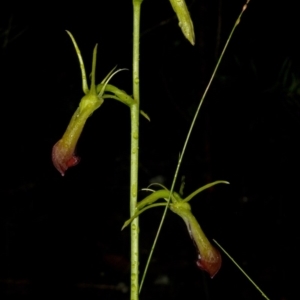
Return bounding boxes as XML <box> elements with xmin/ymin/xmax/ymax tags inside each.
<box><xmin>196</xmin><ymin>247</ymin><xmax>222</xmax><ymax>278</ymax></box>
<box><xmin>66</xmin><ymin>155</ymin><xmax>80</xmax><ymax>168</ymax></box>
<box><xmin>52</xmin><ymin>139</ymin><xmax>80</xmax><ymax>176</ymax></box>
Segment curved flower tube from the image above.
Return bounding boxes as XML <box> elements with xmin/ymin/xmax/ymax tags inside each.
<box><xmin>52</xmin><ymin>103</ymin><xmax>98</xmax><ymax>176</ymax></box>
<box><xmin>170</xmin><ymin>201</ymin><xmax>221</xmax><ymax>278</ymax></box>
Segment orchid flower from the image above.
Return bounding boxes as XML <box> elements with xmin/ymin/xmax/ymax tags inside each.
<box><xmin>170</xmin><ymin>201</ymin><xmax>221</xmax><ymax>278</ymax></box>
<box><xmin>52</xmin><ymin>31</ymin><xmax>125</xmax><ymax>176</ymax></box>
<box><xmin>122</xmin><ymin>181</ymin><xmax>229</xmax><ymax>278</ymax></box>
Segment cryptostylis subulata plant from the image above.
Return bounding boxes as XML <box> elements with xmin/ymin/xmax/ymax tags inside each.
<box><xmin>51</xmin><ymin>1</ymin><xmax>270</xmax><ymax>300</ymax></box>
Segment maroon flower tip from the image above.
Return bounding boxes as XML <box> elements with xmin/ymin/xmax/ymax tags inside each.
<box><xmin>52</xmin><ymin>140</ymin><xmax>80</xmax><ymax>176</ymax></box>
<box><xmin>196</xmin><ymin>246</ymin><xmax>222</xmax><ymax>278</ymax></box>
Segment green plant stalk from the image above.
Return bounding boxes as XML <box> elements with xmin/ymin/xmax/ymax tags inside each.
<box><xmin>131</xmin><ymin>1</ymin><xmax>143</xmax><ymax>300</ymax></box>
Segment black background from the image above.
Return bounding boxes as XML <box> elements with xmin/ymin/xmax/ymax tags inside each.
<box><xmin>1</xmin><ymin>0</ymin><xmax>299</xmax><ymax>299</ymax></box>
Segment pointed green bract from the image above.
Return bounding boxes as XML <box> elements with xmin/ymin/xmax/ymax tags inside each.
<box><xmin>66</xmin><ymin>31</ymin><xmax>89</xmax><ymax>94</ymax></box>
<box><xmin>183</xmin><ymin>181</ymin><xmax>229</xmax><ymax>203</ymax></box>
<box><xmin>124</xmin><ymin>181</ymin><xmax>229</xmax><ymax>226</ymax></box>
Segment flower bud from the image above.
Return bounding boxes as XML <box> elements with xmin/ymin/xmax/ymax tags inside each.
<box><xmin>169</xmin><ymin>0</ymin><xmax>195</xmax><ymax>45</ymax></box>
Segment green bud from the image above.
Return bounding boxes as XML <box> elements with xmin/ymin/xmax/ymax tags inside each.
<box><xmin>169</xmin><ymin>0</ymin><xmax>195</xmax><ymax>45</ymax></box>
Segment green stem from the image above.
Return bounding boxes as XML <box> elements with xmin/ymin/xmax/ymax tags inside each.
<box><xmin>131</xmin><ymin>1</ymin><xmax>143</xmax><ymax>300</ymax></box>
